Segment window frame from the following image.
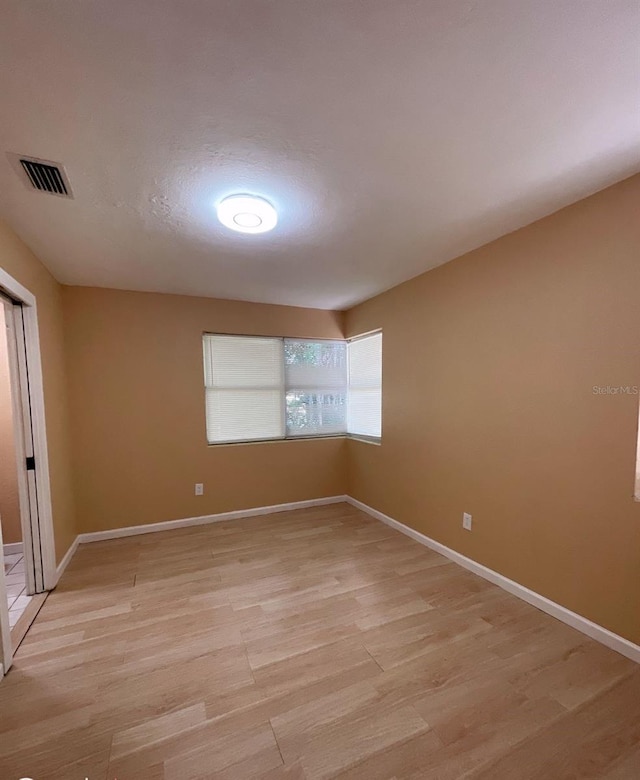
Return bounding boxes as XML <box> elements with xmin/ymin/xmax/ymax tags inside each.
<box><xmin>203</xmin><ymin>332</ymin><xmax>363</xmax><ymax>446</ymax></box>
<box><xmin>284</xmin><ymin>337</ymin><xmax>349</xmax><ymax>440</ymax></box>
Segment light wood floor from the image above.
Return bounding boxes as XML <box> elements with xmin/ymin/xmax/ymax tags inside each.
<box><xmin>1</xmin><ymin>503</ymin><xmax>638</xmax><ymax>779</ymax></box>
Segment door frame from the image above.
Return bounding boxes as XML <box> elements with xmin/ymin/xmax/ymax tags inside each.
<box><xmin>0</xmin><ymin>267</ymin><xmax>56</xmax><ymax>674</ymax></box>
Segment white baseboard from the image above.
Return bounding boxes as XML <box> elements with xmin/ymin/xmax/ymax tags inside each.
<box><xmin>55</xmin><ymin>535</ymin><xmax>79</xmax><ymax>584</ymax></box>
<box><xmin>77</xmin><ymin>495</ymin><xmax>348</xmax><ymax>544</ymax></box>
<box><xmin>3</xmin><ymin>542</ymin><xmax>23</xmax><ymax>556</ymax></box>
<box><xmin>346</xmin><ymin>496</ymin><xmax>640</xmax><ymax>664</ymax></box>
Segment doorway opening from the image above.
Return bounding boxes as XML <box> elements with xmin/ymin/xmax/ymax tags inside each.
<box><xmin>1</xmin><ymin>300</ymin><xmax>30</xmax><ymax>630</ymax></box>
<box><xmin>0</xmin><ymin>269</ymin><xmax>56</xmax><ymax>676</ymax></box>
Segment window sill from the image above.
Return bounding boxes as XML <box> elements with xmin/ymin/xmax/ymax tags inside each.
<box><xmin>346</xmin><ymin>435</ymin><xmax>381</xmax><ymax>446</ymax></box>
<box><xmin>208</xmin><ymin>434</ymin><xmax>348</xmax><ymax>448</ymax></box>
<box><xmin>207</xmin><ymin>434</ymin><xmax>381</xmax><ymax>447</ymax></box>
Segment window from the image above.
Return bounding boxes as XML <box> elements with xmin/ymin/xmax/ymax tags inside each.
<box><xmin>203</xmin><ymin>332</ymin><xmax>381</xmax><ymax>444</ymax></box>
<box><xmin>285</xmin><ymin>340</ymin><xmax>347</xmax><ymax>437</ymax></box>
<box><xmin>635</xmin><ymin>401</ymin><xmax>640</xmax><ymax>500</ymax></box>
<box><xmin>203</xmin><ymin>335</ymin><xmax>284</xmax><ymax>444</ymax></box>
<box><xmin>347</xmin><ymin>332</ymin><xmax>382</xmax><ymax>439</ymax></box>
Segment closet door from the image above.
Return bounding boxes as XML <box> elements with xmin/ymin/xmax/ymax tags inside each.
<box><xmin>4</xmin><ymin>299</ymin><xmax>45</xmax><ymax>593</ymax></box>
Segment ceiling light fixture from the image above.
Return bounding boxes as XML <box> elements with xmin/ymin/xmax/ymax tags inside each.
<box><xmin>216</xmin><ymin>194</ymin><xmax>277</xmax><ymax>234</ymax></box>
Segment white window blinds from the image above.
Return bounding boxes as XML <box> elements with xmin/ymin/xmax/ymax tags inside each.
<box><xmin>203</xmin><ymin>335</ymin><xmax>284</xmax><ymax>443</ymax></box>
<box><xmin>203</xmin><ymin>332</ymin><xmax>381</xmax><ymax>444</ymax></box>
<box><xmin>347</xmin><ymin>332</ymin><xmax>382</xmax><ymax>439</ymax></box>
<box><xmin>284</xmin><ymin>340</ymin><xmax>347</xmax><ymax>437</ymax></box>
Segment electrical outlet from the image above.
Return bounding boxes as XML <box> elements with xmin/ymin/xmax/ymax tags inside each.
<box><xmin>195</xmin><ymin>483</ymin><xmax>204</xmax><ymax>496</ymax></box>
<box><xmin>462</xmin><ymin>512</ymin><xmax>472</xmax><ymax>531</ymax></box>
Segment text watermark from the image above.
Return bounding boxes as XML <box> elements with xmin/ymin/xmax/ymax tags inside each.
<box><xmin>592</xmin><ymin>385</ymin><xmax>638</xmax><ymax>395</ymax></box>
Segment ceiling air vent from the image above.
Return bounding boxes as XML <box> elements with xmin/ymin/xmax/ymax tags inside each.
<box><xmin>7</xmin><ymin>153</ymin><xmax>73</xmax><ymax>198</ymax></box>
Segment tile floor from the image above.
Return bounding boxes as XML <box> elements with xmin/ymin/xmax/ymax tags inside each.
<box><xmin>3</xmin><ymin>551</ymin><xmax>31</xmax><ymax>628</ymax></box>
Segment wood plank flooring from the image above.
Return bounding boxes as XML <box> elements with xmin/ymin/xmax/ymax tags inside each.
<box><xmin>0</xmin><ymin>502</ymin><xmax>638</xmax><ymax>779</ymax></box>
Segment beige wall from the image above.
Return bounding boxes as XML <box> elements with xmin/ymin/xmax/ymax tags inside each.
<box><xmin>0</xmin><ymin>220</ymin><xmax>76</xmax><ymax>563</ymax></box>
<box><xmin>0</xmin><ymin>304</ymin><xmax>21</xmax><ymax>544</ymax></box>
<box><xmin>63</xmin><ymin>287</ymin><xmax>347</xmax><ymax>533</ymax></box>
<box><xmin>345</xmin><ymin>173</ymin><xmax>640</xmax><ymax>645</ymax></box>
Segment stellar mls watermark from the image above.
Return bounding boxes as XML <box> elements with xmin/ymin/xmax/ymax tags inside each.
<box><xmin>592</xmin><ymin>385</ymin><xmax>638</xmax><ymax>395</ymax></box>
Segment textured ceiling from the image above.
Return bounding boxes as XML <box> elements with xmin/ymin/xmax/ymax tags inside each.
<box><xmin>0</xmin><ymin>1</ymin><xmax>639</xmax><ymax>309</ymax></box>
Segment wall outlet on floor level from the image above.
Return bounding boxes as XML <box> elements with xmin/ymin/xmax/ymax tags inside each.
<box><xmin>462</xmin><ymin>512</ymin><xmax>472</xmax><ymax>531</ymax></box>
<box><xmin>195</xmin><ymin>483</ymin><xmax>204</xmax><ymax>496</ymax></box>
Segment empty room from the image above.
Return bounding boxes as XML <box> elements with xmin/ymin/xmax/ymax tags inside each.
<box><xmin>0</xmin><ymin>1</ymin><xmax>639</xmax><ymax>778</ymax></box>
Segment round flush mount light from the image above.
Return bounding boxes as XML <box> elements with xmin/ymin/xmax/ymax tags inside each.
<box><xmin>216</xmin><ymin>194</ymin><xmax>278</xmax><ymax>234</ymax></box>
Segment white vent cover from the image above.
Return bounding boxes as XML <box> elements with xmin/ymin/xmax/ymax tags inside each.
<box><xmin>7</xmin><ymin>153</ymin><xmax>73</xmax><ymax>198</ymax></box>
